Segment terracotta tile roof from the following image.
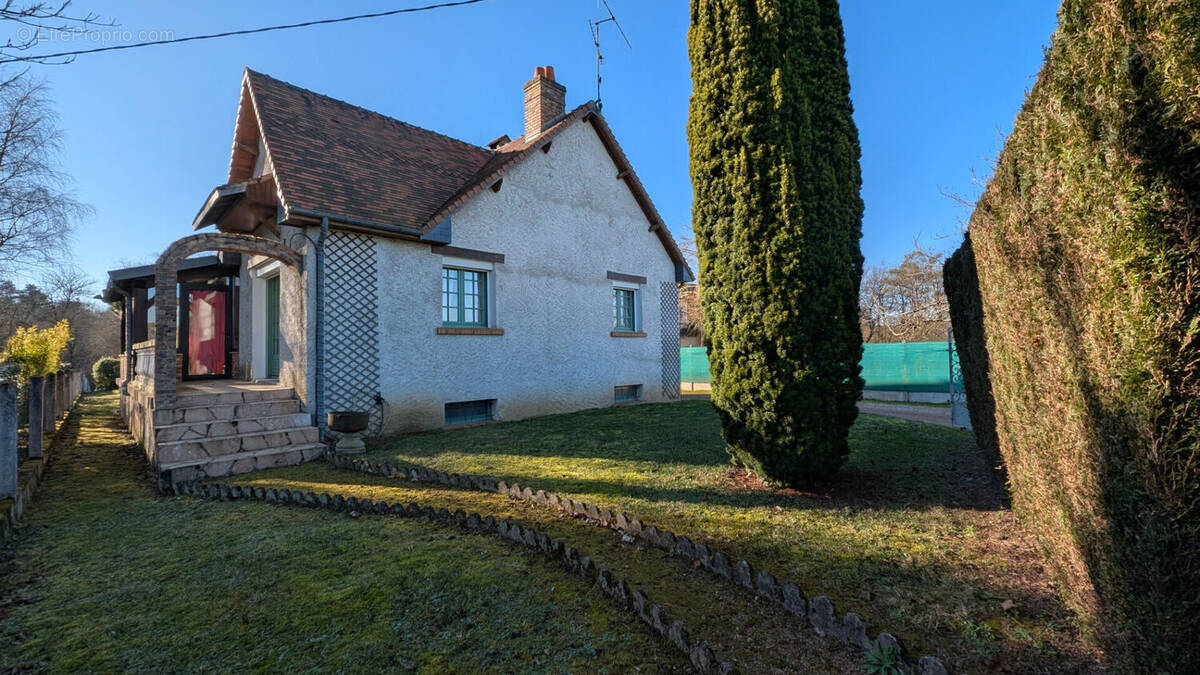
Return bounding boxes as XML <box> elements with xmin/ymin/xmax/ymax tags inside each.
<box><xmin>422</xmin><ymin>101</ymin><xmax>690</xmax><ymax>279</ymax></box>
<box><xmin>242</xmin><ymin>69</ymin><xmax>493</xmax><ymax>231</ymax></box>
<box><xmin>229</xmin><ymin>69</ymin><xmax>692</xmax><ymax>278</ymax></box>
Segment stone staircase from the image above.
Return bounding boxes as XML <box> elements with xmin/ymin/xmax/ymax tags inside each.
<box><xmin>153</xmin><ymin>385</ymin><xmax>326</xmax><ymax>485</ymax></box>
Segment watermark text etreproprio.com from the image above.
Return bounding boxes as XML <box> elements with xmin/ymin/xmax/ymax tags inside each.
<box><xmin>16</xmin><ymin>26</ymin><xmax>176</xmax><ymax>45</ymax></box>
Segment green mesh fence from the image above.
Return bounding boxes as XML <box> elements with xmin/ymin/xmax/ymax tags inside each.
<box><xmin>858</xmin><ymin>341</ymin><xmax>954</xmax><ymax>392</ymax></box>
<box><xmin>680</xmin><ymin>347</ymin><xmax>712</xmax><ymax>384</ymax></box>
<box><xmin>680</xmin><ymin>341</ymin><xmax>955</xmax><ymax>392</ymax></box>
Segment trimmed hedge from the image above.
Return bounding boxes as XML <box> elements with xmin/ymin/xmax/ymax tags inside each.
<box><xmin>942</xmin><ymin>235</ymin><xmax>1000</xmax><ymax>468</ymax></box>
<box><xmin>687</xmin><ymin>0</ymin><xmax>865</xmax><ymax>486</ymax></box>
<box><xmin>92</xmin><ymin>357</ymin><xmax>119</xmax><ymax>391</ymax></box>
<box><xmin>966</xmin><ymin>1</ymin><xmax>1200</xmax><ymax>670</ymax></box>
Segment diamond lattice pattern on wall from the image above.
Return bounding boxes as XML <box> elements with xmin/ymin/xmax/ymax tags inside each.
<box><xmin>324</xmin><ymin>231</ymin><xmax>383</xmax><ymax>435</ymax></box>
<box><xmin>660</xmin><ymin>281</ymin><xmax>680</xmax><ymax>400</ymax></box>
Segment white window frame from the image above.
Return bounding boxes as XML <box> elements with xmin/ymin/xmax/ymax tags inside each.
<box><xmin>611</xmin><ymin>280</ymin><xmax>641</xmax><ymax>333</ymax></box>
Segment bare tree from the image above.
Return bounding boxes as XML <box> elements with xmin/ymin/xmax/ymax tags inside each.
<box><xmin>860</xmin><ymin>243</ymin><xmax>951</xmax><ymax>343</ymax></box>
<box><xmin>0</xmin><ymin>1</ymin><xmax>113</xmax><ymax>66</ymax></box>
<box><xmin>675</xmin><ymin>233</ymin><xmax>703</xmax><ymax>343</ymax></box>
<box><xmin>676</xmin><ymin>231</ymin><xmax>699</xmax><ymax>279</ymax></box>
<box><xmin>42</xmin><ymin>263</ymin><xmax>88</xmax><ymax>303</ymax></box>
<box><xmin>0</xmin><ymin>75</ymin><xmax>89</xmax><ymax>276</ymax></box>
<box><xmin>0</xmin><ymin>270</ymin><xmax>117</xmax><ymax>373</ymax></box>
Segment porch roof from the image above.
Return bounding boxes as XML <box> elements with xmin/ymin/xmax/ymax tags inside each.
<box><xmin>101</xmin><ymin>254</ymin><xmax>241</xmax><ymax>302</ymax></box>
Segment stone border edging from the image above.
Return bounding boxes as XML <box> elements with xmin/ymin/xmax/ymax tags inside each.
<box><xmin>172</xmin><ymin>479</ymin><xmax>736</xmax><ymax>675</ymax></box>
<box><xmin>328</xmin><ymin>454</ymin><xmax>949</xmax><ymax>675</ymax></box>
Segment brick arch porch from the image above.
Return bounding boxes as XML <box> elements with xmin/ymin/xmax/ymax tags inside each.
<box><xmin>152</xmin><ymin>233</ymin><xmax>301</xmax><ymax>409</ymax></box>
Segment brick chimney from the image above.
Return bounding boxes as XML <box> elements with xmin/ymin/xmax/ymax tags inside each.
<box><xmin>523</xmin><ymin>66</ymin><xmax>565</xmax><ymax>139</ymax></box>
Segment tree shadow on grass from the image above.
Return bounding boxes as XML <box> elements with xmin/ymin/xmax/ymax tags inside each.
<box><xmin>365</xmin><ymin>412</ymin><xmax>1003</xmax><ymax>513</ymax></box>
<box><xmin>241</xmin><ymin>463</ymin><xmax>1099</xmax><ymax>674</ymax></box>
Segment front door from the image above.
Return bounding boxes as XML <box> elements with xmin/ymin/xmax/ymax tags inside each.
<box><xmin>265</xmin><ymin>275</ymin><xmax>280</xmax><ymax>379</ymax></box>
<box><xmin>181</xmin><ymin>284</ymin><xmax>232</xmax><ymax>379</ymax></box>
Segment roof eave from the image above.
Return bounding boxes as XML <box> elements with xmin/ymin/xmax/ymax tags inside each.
<box><xmin>584</xmin><ymin>110</ymin><xmax>695</xmax><ymax>282</ymax></box>
<box><xmin>416</xmin><ymin>102</ymin><xmax>694</xmax><ymax>282</ymax></box>
<box><xmin>283</xmin><ymin>205</ymin><xmax>427</xmax><ymax>240</ymax></box>
<box><xmin>419</xmin><ymin>102</ymin><xmax>598</xmax><ymax>233</ymax></box>
<box><xmin>192</xmin><ymin>183</ymin><xmax>248</xmax><ymax>231</ymax></box>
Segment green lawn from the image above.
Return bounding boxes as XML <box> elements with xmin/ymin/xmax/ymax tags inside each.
<box><xmin>1</xmin><ymin>395</ymin><xmax>1104</xmax><ymax>674</ymax></box>
<box><xmin>316</xmin><ymin>400</ymin><xmax>1099</xmax><ymax>673</ymax></box>
<box><xmin>0</xmin><ymin>395</ymin><xmax>688</xmax><ymax>673</ymax></box>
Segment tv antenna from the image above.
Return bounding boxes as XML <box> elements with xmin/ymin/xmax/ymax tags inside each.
<box><xmin>588</xmin><ymin>0</ymin><xmax>631</xmax><ymax>111</ymax></box>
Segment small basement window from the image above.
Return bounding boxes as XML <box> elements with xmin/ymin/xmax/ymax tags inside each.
<box><xmin>445</xmin><ymin>399</ymin><xmax>495</xmax><ymax>426</ymax></box>
<box><xmin>614</xmin><ymin>385</ymin><xmax>642</xmax><ymax>403</ymax></box>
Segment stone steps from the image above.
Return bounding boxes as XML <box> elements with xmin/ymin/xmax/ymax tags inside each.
<box><xmin>154</xmin><ymin>412</ymin><xmax>312</xmax><ymax>443</ymax></box>
<box><xmin>159</xmin><ymin>443</ymin><xmax>328</xmax><ymax>484</ymax></box>
<box><xmin>158</xmin><ymin>426</ymin><xmax>320</xmax><ymax>459</ymax></box>
<box><xmin>174</xmin><ymin>386</ymin><xmax>295</xmax><ymax>409</ymax></box>
<box><xmin>154</xmin><ymin>398</ymin><xmax>303</xmax><ymax>426</ymax></box>
<box><xmin>151</xmin><ymin>384</ymin><xmax>324</xmax><ymax>486</ymax></box>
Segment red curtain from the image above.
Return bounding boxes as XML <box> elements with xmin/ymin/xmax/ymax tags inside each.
<box><xmin>188</xmin><ymin>290</ymin><xmax>226</xmax><ymax>376</ymax></box>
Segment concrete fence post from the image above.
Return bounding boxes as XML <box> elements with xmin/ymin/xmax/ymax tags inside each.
<box><xmin>27</xmin><ymin>376</ymin><xmax>44</xmax><ymax>459</ymax></box>
<box><xmin>51</xmin><ymin>371</ymin><xmax>60</xmax><ymax>420</ymax></box>
<box><xmin>42</xmin><ymin>372</ymin><xmax>56</xmax><ymax>434</ymax></box>
<box><xmin>56</xmin><ymin>370</ymin><xmax>66</xmax><ymax>417</ymax></box>
<box><xmin>1</xmin><ymin>380</ymin><xmax>17</xmax><ymax>500</ymax></box>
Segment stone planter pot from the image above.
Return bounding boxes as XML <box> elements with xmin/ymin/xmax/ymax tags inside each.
<box><xmin>327</xmin><ymin>410</ymin><xmax>369</xmax><ymax>454</ymax></box>
<box><xmin>328</xmin><ymin>411</ymin><xmax>369</xmax><ymax>433</ymax></box>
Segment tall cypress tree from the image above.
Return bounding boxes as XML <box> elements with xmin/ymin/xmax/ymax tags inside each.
<box><xmin>687</xmin><ymin>0</ymin><xmax>864</xmax><ymax>486</ymax></box>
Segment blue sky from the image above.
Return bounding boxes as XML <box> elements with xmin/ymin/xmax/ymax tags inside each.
<box><xmin>13</xmin><ymin>0</ymin><xmax>1059</xmax><ymax>290</ymax></box>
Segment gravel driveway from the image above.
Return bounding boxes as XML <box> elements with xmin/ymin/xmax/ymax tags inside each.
<box><xmin>857</xmin><ymin>401</ymin><xmax>954</xmax><ymax>427</ymax></box>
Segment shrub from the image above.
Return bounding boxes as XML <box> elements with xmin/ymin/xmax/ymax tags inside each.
<box><xmin>92</xmin><ymin>357</ymin><xmax>119</xmax><ymax>391</ymax></box>
<box><xmin>942</xmin><ymin>235</ymin><xmax>1000</xmax><ymax>467</ymax></box>
<box><xmin>1</xmin><ymin>319</ymin><xmax>71</xmax><ymax>378</ymax></box>
<box><xmin>687</xmin><ymin>0</ymin><xmax>865</xmax><ymax>486</ymax></box>
<box><xmin>966</xmin><ymin>1</ymin><xmax>1200</xmax><ymax>670</ymax></box>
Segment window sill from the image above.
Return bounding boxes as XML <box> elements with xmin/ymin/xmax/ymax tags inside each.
<box><xmin>437</xmin><ymin>326</ymin><xmax>504</xmax><ymax>336</ymax></box>
<box><xmin>610</xmin><ymin>331</ymin><xmax>647</xmax><ymax>338</ymax></box>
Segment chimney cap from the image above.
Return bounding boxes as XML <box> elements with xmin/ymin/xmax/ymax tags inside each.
<box><xmin>534</xmin><ymin>65</ymin><xmax>556</xmax><ymax>81</ymax></box>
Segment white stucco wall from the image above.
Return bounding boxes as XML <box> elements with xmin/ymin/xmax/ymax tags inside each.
<box><xmin>236</xmin><ymin>226</ymin><xmax>315</xmax><ymax>411</ymax></box>
<box><xmin>365</xmin><ymin>119</ymin><xmax>679</xmax><ymax>433</ymax></box>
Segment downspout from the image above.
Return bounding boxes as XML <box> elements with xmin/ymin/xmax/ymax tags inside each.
<box><xmin>314</xmin><ymin>217</ymin><xmax>328</xmax><ymax>440</ymax></box>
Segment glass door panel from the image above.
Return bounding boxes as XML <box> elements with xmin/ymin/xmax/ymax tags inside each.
<box><xmin>187</xmin><ymin>289</ymin><xmax>228</xmax><ymax>376</ymax></box>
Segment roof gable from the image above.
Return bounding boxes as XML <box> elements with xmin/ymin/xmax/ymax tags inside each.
<box><xmin>428</xmin><ymin>102</ymin><xmax>690</xmax><ymax>280</ymax></box>
<box><xmin>240</xmin><ymin>69</ymin><xmax>493</xmax><ymax>231</ymax></box>
<box><xmin>220</xmin><ymin>69</ymin><xmax>691</xmax><ymax>279</ymax></box>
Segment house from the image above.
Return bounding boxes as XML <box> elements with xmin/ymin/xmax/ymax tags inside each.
<box><xmin>102</xmin><ymin>66</ymin><xmax>692</xmax><ymax>487</ymax></box>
